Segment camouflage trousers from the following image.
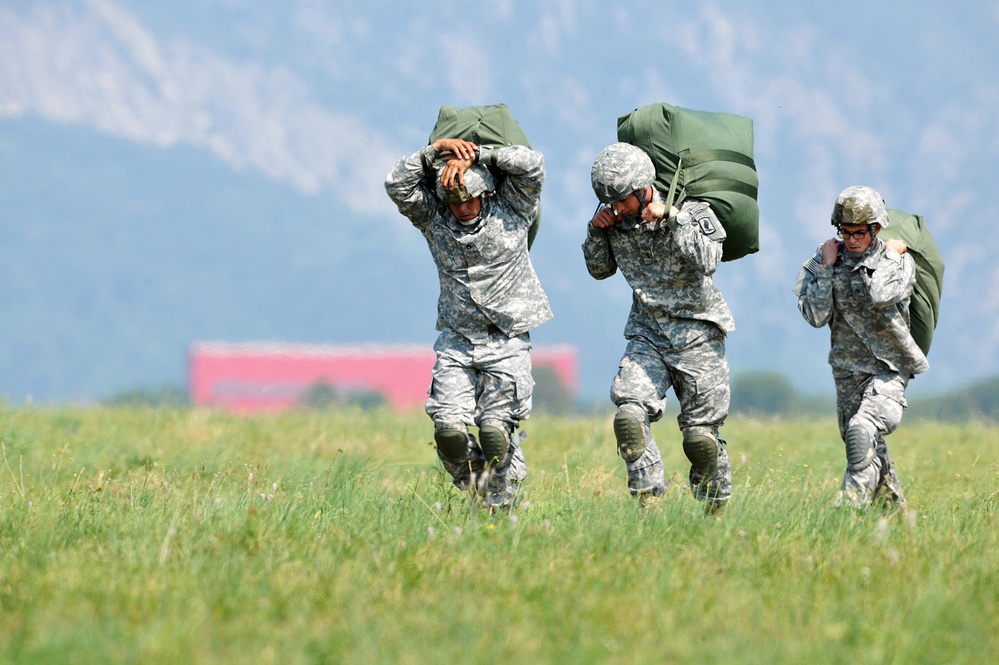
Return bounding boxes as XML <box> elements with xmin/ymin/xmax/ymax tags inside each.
<box><xmin>425</xmin><ymin>328</ymin><xmax>534</xmax><ymax>429</ymax></box>
<box><xmin>426</xmin><ymin>328</ymin><xmax>534</xmax><ymax>506</ymax></box>
<box><xmin>609</xmin><ymin>331</ymin><xmax>731</xmax><ymax>504</ymax></box>
<box><xmin>833</xmin><ymin>369</ymin><xmax>908</xmax><ymax>507</ymax></box>
<box><xmin>435</xmin><ymin>432</ymin><xmax>527</xmax><ymax>509</ymax></box>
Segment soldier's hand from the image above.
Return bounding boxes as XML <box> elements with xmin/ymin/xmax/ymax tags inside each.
<box><xmin>590</xmin><ymin>205</ymin><xmax>619</xmax><ymax>229</ymax></box>
<box><xmin>822</xmin><ymin>238</ymin><xmax>841</xmax><ymax>265</ymax></box>
<box><xmin>640</xmin><ymin>202</ymin><xmax>679</xmax><ymax>224</ymax></box>
<box><xmin>431</xmin><ymin>137</ymin><xmax>477</xmax><ymax>162</ymax></box>
<box><xmin>641</xmin><ymin>201</ymin><xmax>666</xmax><ymax>223</ymax></box>
<box><xmin>438</xmin><ymin>158</ymin><xmax>471</xmax><ymax>190</ymax></box>
<box><xmin>883</xmin><ymin>238</ymin><xmax>908</xmax><ymax>254</ymax></box>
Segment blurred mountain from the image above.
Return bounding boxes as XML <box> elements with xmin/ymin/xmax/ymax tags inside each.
<box><xmin>1</xmin><ymin>0</ymin><xmax>997</xmax><ymax>402</ymax></box>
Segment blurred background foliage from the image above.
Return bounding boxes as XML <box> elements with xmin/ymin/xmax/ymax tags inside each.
<box><xmin>96</xmin><ymin>370</ymin><xmax>999</xmax><ymax>424</ymax></box>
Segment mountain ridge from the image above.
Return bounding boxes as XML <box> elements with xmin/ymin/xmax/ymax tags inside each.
<box><xmin>2</xmin><ymin>0</ymin><xmax>997</xmax><ymax>402</ymax></box>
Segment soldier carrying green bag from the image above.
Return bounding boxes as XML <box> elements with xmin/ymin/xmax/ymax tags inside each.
<box><xmin>793</xmin><ymin>186</ymin><xmax>931</xmax><ymax>510</ymax></box>
<box><xmin>384</xmin><ymin>108</ymin><xmax>552</xmax><ymax>510</ymax></box>
<box><xmin>582</xmin><ymin>103</ymin><xmax>761</xmax><ymax>512</ymax></box>
<box><xmin>583</xmin><ymin>141</ymin><xmax>736</xmax><ymax>513</ymax></box>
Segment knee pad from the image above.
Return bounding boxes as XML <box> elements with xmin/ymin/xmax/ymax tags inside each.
<box><xmin>434</xmin><ymin>425</ymin><xmax>469</xmax><ymax>461</ymax></box>
<box><xmin>613</xmin><ymin>405</ymin><xmax>648</xmax><ymax>463</ymax></box>
<box><xmin>682</xmin><ymin>429</ymin><xmax>719</xmax><ymax>475</ymax></box>
<box><xmin>478</xmin><ymin>420</ymin><xmax>511</xmax><ymax>467</ymax></box>
<box><xmin>845</xmin><ymin>424</ymin><xmax>876</xmax><ymax>472</ymax></box>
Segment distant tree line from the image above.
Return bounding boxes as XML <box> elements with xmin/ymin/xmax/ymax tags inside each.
<box><xmin>103</xmin><ymin>385</ymin><xmax>189</xmax><ymax>408</ymax></box>
<box><xmin>729</xmin><ymin>371</ymin><xmax>999</xmax><ymax>423</ymax></box>
<box><xmin>294</xmin><ymin>382</ymin><xmax>386</xmax><ymax>410</ymax></box>
<box><xmin>456</xmin><ymin>368</ymin><xmax>999</xmax><ymax>422</ymax></box>
<box><xmin>100</xmin><ymin>371</ymin><xmax>999</xmax><ymax>424</ymax></box>
<box><xmin>905</xmin><ymin>375</ymin><xmax>999</xmax><ymax>422</ymax></box>
<box><xmin>729</xmin><ymin>371</ymin><xmax>832</xmax><ymax>418</ymax></box>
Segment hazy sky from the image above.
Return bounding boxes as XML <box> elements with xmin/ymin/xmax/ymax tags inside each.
<box><xmin>2</xmin><ymin>0</ymin><xmax>998</xmax><ymax>396</ymax></box>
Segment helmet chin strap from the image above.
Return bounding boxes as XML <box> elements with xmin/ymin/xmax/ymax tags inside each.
<box><xmin>609</xmin><ymin>187</ymin><xmax>652</xmax><ymax>221</ymax></box>
<box><xmin>635</xmin><ymin>187</ymin><xmax>649</xmax><ymax>215</ymax></box>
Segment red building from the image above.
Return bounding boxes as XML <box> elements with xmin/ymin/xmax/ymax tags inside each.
<box><xmin>188</xmin><ymin>342</ymin><xmax>578</xmax><ymax>413</ymax></box>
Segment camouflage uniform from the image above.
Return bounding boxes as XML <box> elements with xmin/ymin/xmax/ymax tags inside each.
<box><xmin>794</xmin><ymin>188</ymin><xmax>929</xmax><ymax>508</ymax></box>
<box><xmin>385</xmin><ymin>143</ymin><xmax>552</xmax><ymax>507</ymax></box>
<box><xmin>583</xmin><ymin>190</ymin><xmax>735</xmax><ymax>508</ymax></box>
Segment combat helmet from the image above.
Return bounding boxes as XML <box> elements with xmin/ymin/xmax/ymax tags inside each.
<box><xmin>831</xmin><ymin>185</ymin><xmax>889</xmax><ymax>229</ymax></box>
<box><xmin>590</xmin><ymin>142</ymin><xmax>656</xmax><ymax>204</ymax></box>
<box><xmin>435</xmin><ymin>163</ymin><xmax>496</xmax><ymax>204</ymax></box>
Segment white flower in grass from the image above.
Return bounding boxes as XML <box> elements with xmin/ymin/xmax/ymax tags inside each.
<box><xmin>875</xmin><ymin>517</ymin><xmax>888</xmax><ymax>542</ymax></box>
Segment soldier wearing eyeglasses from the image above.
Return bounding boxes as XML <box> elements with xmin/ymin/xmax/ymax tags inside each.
<box><xmin>793</xmin><ymin>186</ymin><xmax>928</xmax><ymax>509</ymax></box>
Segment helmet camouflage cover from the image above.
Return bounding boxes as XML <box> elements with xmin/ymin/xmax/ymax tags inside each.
<box><xmin>590</xmin><ymin>142</ymin><xmax>656</xmax><ymax>204</ymax></box>
<box><xmin>831</xmin><ymin>185</ymin><xmax>889</xmax><ymax>228</ymax></box>
<box><xmin>435</xmin><ymin>163</ymin><xmax>496</xmax><ymax>204</ymax></box>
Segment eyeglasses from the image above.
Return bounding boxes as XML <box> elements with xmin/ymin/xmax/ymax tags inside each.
<box><xmin>838</xmin><ymin>227</ymin><xmax>871</xmax><ymax>240</ymax></box>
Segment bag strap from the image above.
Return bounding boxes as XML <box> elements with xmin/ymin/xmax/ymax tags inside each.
<box><xmin>677</xmin><ymin>148</ymin><xmax>759</xmax><ymax>201</ymax></box>
<box><xmin>681</xmin><ymin>148</ymin><xmax>756</xmax><ymax>170</ymax></box>
<box><xmin>665</xmin><ymin>155</ymin><xmax>683</xmax><ymax>211</ymax></box>
<box><xmin>686</xmin><ymin>178</ymin><xmax>759</xmax><ymax>200</ymax></box>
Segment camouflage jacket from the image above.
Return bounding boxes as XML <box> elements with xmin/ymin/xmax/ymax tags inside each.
<box><xmin>582</xmin><ymin>195</ymin><xmax>735</xmax><ymax>347</ymax></box>
<box><xmin>384</xmin><ymin>144</ymin><xmax>552</xmax><ymax>338</ymax></box>
<box><xmin>794</xmin><ymin>238</ymin><xmax>929</xmax><ymax>377</ymax></box>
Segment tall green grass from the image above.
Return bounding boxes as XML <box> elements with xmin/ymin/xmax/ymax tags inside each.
<box><xmin>1</xmin><ymin>406</ymin><xmax>996</xmax><ymax>664</ymax></box>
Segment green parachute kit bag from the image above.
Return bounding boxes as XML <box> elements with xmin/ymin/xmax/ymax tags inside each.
<box><xmin>878</xmin><ymin>209</ymin><xmax>945</xmax><ymax>355</ymax></box>
<box><xmin>617</xmin><ymin>102</ymin><xmax>760</xmax><ymax>262</ymax></box>
<box><xmin>428</xmin><ymin>103</ymin><xmax>541</xmax><ymax>249</ymax></box>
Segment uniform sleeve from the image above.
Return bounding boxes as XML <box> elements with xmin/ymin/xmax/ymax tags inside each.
<box><xmin>482</xmin><ymin>144</ymin><xmax>545</xmax><ymax>223</ymax></box>
<box><xmin>666</xmin><ymin>200</ymin><xmax>724</xmax><ymax>275</ymax></box>
<box><xmin>384</xmin><ymin>146</ymin><xmax>438</xmax><ymax>232</ymax></box>
<box><xmin>795</xmin><ymin>248</ymin><xmax>833</xmax><ymax>328</ymax></box>
<box><xmin>582</xmin><ymin>223</ymin><xmax>617</xmax><ymax>280</ymax></box>
<box><xmin>869</xmin><ymin>247</ymin><xmax>917</xmax><ymax>308</ymax></box>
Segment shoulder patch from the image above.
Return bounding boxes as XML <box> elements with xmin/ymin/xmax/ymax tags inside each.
<box><xmin>695</xmin><ymin>214</ymin><xmax>727</xmax><ymax>242</ymax></box>
<box><xmin>697</xmin><ymin>216</ymin><xmax>717</xmax><ymax>236</ymax></box>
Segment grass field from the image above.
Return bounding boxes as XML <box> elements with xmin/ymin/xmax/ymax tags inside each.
<box><xmin>1</xmin><ymin>405</ymin><xmax>996</xmax><ymax>664</ymax></box>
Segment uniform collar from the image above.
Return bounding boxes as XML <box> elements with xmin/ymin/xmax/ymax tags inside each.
<box><xmin>842</xmin><ymin>237</ymin><xmax>883</xmax><ymax>270</ymax></box>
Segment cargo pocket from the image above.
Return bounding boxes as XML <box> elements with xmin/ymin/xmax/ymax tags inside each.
<box><xmin>514</xmin><ymin>361</ymin><xmax>536</xmax><ymax>421</ymax></box>
<box><xmin>424</xmin><ymin>376</ymin><xmax>441</xmax><ymax>420</ymax></box>
<box><xmin>693</xmin><ymin>363</ymin><xmax>728</xmax><ymax>395</ymax></box>
<box><xmin>871</xmin><ymin>375</ymin><xmax>907</xmax><ymax>408</ymax></box>
<box><xmin>683</xmin><ymin>362</ymin><xmax>730</xmax><ymax>425</ymax></box>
